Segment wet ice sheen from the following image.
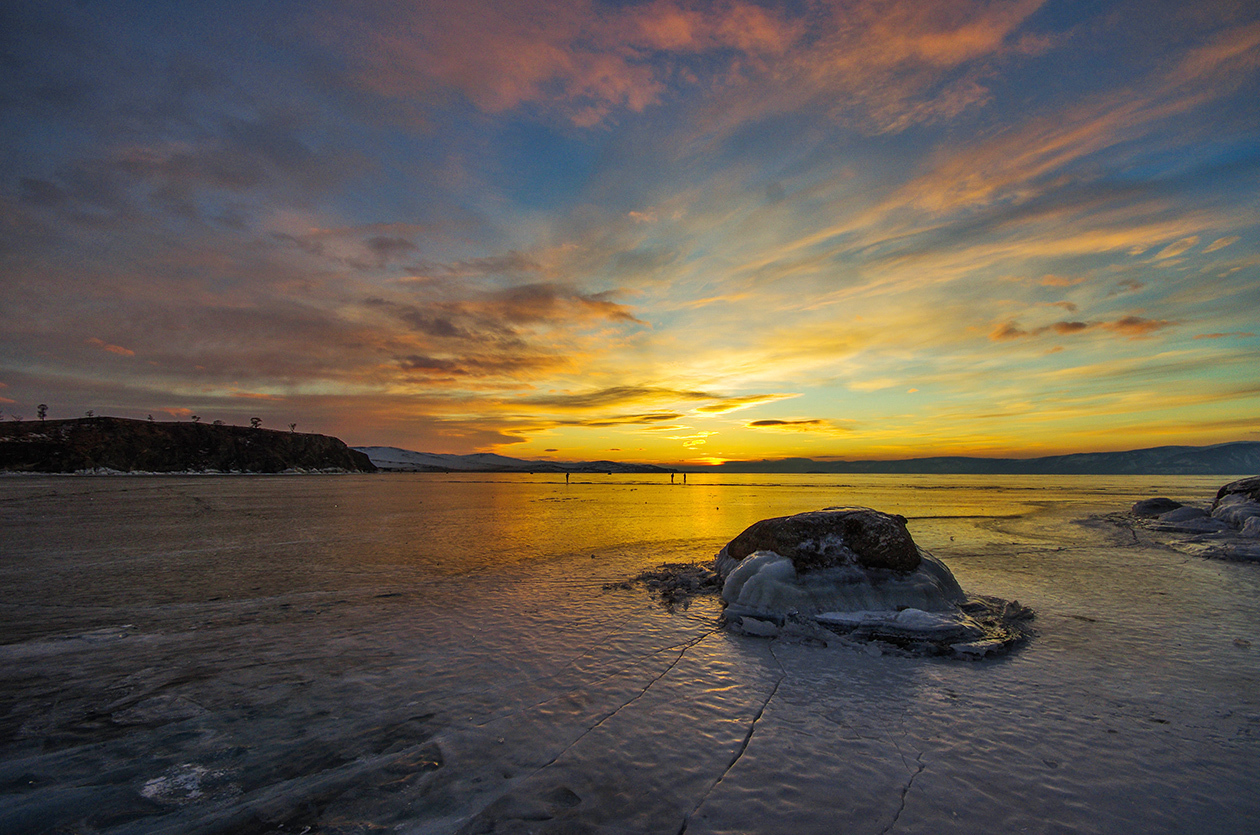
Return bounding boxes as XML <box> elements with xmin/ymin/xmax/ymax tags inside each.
<box><xmin>1</xmin><ymin>473</ymin><xmax>1258</xmax><ymax>834</ymax></box>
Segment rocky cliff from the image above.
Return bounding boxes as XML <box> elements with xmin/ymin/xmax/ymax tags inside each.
<box><xmin>0</xmin><ymin>417</ymin><xmax>376</xmax><ymax>474</ymax></box>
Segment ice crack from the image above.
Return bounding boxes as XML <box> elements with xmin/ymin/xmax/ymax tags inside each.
<box><xmin>533</xmin><ymin>628</ymin><xmax>717</xmax><ymax>771</ymax></box>
<box><xmin>879</xmin><ymin>749</ymin><xmax>925</xmax><ymax>835</ymax></box>
<box><xmin>676</xmin><ymin>641</ymin><xmax>786</xmax><ymax>835</ymax></box>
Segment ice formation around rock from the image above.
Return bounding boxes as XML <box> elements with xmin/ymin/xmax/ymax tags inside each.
<box><xmin>713</xmin><ymin>507</ymin><xmax>1033</xmax><ymax>658</ymax></box>
<box><xmin>1125</xmin><ymin>476</ymin><xmax>1260</xmax><ymax>560</ymax></box>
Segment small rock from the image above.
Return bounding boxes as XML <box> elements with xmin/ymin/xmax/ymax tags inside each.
<box><xmin>1158</xmin><ymin>506</ymin><xmax>1207</xmax><ymax>523</ymax></box>
<box><xmin>737</xmin><ymin>617</ymin><xmax>780</xmax><ymax>637</ymax></box>
<box><xmin>1132</xmin><ymin>497</ymin><xmax>1183</xmax><ymax>517</ymax></box>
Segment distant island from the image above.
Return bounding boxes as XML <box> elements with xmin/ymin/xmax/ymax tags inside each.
<box><xmin>357</xmin><ymin>441</ymin><xmax>1260</xmax><ymax>476</ymax></box>
<box><xmin>354</xmin><ymin>446</ymin><xmax>672</xmax><ymax>474</ymax></box>
<box><xmin>0</xmin><ymin>417</ymin><xmax>376</xmax><ymax>474</ymax></box>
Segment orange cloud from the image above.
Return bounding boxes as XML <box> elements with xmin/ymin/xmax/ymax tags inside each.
<box><xmin>1101</xmin><ymin>315</ymin><xmax>1178</xmax><ymax>338</ymax></box>
<box><xmin>990</xmin><ymin>315</ymin><xmax>1177</xmax><ymax>341</ymax></box>
<box><xmin>1194</xmin><ymin>331</ymin><xmax>1255</xmax><ymax>340</ymax></box>
<box><xmin>1153</xmin><ymin>236</ymin><xmax>1199</xmax><ymax>260</ymax></box>
<box><xmin>1203</xmin><ymin>236</ymin><xmax>1240</xmax><ymax>253</ymax></box>
<box><xmin>1039</xmin><ymin>274</ymin><xmax>1088</xmax><ymax>287</ymax></box>
<box><xmin>86</xmin><ymin>337</ymin><xmax>135</xmax><ymax>357</ymax></box>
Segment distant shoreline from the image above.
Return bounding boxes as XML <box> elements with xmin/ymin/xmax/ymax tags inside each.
<box><xmin>355</xmin><ymin>441</ymin><xmax>1260</xmax><ymax>477</ymax></box>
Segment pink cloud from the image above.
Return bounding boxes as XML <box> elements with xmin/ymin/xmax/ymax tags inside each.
<box><xmin>86</xmin><ymin>337</ymin><xmax>135</xmax><ymax>356</ymax></box>
<box><xmin>339</xmin><ymin>0</ymin><xmax>800</xmax><ymax>126</ymax></box>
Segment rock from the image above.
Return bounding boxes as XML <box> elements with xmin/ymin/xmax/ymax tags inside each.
<box><xmin>1211</xmin><ymin>493</ymin><xmax>1260</xmax><ymax>528</ymax></box>
<box><xmin>1153</xmin><ymin>517</ymin><xmax>1230</xmax><ymax>534</ymax></box>
<box><xmin>1158</xmin><ymin>506</ymin><xmax>1207</xmax><ymax>523</ymax></box>
<box><xmin>735</xmin><ymin>617</ymin><xmax>780</xmax><ymax>637</ymax></box>
<box><xmin>1214</xmin><ymin>476</ymin><xmax>1260</xmax><ymax>508</ymax></box>
<box><xmin>711</xmin><ymin>507</ymin><xmax>1033</xmax><ymax>658</ymax></box>
<box><xmin>1241</xmin><ymin>517</ymin><xmax>1260</xmax><ymax>538</ymax></box>
<box><xmin>1132</xmin><ymin>497</ymin><xmax>1183</xmax><ymax>517</ymax></box>
<box><xmin>720</xmin><ymin>549</ymin><xmax>964</xmax><ymax>617</ymax></box>
<box><xmin>716</xmin><ymin>507</ymin><xmax>920</xmax><ymax>575</ymax></box>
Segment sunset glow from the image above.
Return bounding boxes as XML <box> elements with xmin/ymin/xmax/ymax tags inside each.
<box><xmin>3</xmin><ymin>1</ymin><xmax>1258</xmax><ymax>463</ymax></box>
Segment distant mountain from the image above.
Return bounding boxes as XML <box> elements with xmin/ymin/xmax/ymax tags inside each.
<box><xmin>354</xmin><ymin>446</ymin><xmax>672</xmax><ymax>474</ymax></box>
<box><xmin>0</xmin><ymin>417</ymin><xmax>376</xmax><ymax>473</ymax></box>
<box><xmin>705</xmin><ymin>442</ymin><xmax>1260</xmax><ymax>475</ymax></box>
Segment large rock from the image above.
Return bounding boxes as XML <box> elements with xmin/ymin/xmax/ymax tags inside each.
<box><xmin>710</xmin><ymin>507</ymin><xmax>1031</xmax><ymax>658</ymax></box>
<box><xmin>1215</xmin><ymin>476</ymin><xmax>1260</xmax><ymax>507</ymax></box>
<box><xmin>714</xmin><ymin>507</ymin><xmax>963</xmax><ymax>619</ymax></box>
<box><xmin>717</xmin><ymin>507</ymin><xmax>920</xmax><ymax>575</ymax></box>
<box><xmin>1211</xmin><ymin>476</ymin><xmax>1260</xmax><ymax>528</ymax></box>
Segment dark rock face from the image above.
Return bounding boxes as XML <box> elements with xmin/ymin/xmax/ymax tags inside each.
<box><xmin>0</xmin><ymin>417</ymin><xmax>376</xmax><ymax>473</ymax></box>
<box><xmin>1132</xmin><ymin>497</ymin><xmax>1183</xmax><ymax>517</ymax></box>
<box><xmin>722</xmin><ymin>507</ymin><xmax>920</xmax><ymax>572</ymax></box>
<box><xmin>1214</xmin><ymin>476</ymin><xmax>1260</xmax><ymax>509</ymax></box>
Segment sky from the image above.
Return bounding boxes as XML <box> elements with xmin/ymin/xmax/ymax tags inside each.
<box><xmin>2</xmin><ymin>0</ymin><xmax>1258</xmax><ymax>465</ymax></box>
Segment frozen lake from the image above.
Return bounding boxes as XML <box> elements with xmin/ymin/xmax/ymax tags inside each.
<box><xmin>2</xmin><ymin>473</ymin><xmax>1259</xmax><ymax>834</ymax></box>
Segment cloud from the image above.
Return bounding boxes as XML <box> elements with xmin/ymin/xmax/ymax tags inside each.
<box><xmin>990</xmin><ymin>315</ymin><xmax>1178</xmax><ymax>341</ymax></box>
<box><xmin>333</xmin><ymin>0</ymin><xmax>799</xmax><ymax>127</ymax></box>
<box><xmin>1101</xmin><ymin>316</ymin><xmax>1178</xmax><ymax>338</ymax></box>
<box><xmin>1153</xmin><ymin>236</ymin><xmax>1200</xmax><ymax>260</ymax></box>
<box><xmin>1194</xmin><ymin>331</ymin><xmax>1255</xmax><ymax>339</ymax></box>
<box><xmin>1039</xmin><ymin>274</ymin><xmax>1089</xmax><ymax>287</ymax></box>
<box><xmin>747</xmin><ymin>418</ymin><xmax>853</xmax><ymax>433</ymax></box>
<box><xmin>990</xmin><ymin>320</ymin><xmax>1029</xmax><ymax>341</ymax></box>
<box><xmin>86</xmin><ymin>337</ymin><xmax>135</xmax><ymax>356</ymax></box>
<box><xmin>555</xmin><ymin>412</ymin><xmax>683</xmax><ymax>428</ymax></box>
<box><xmin>1203</xmin><ymin>236</ymin><xmax>1240</xmax><ymax>253</ymax></box>
<box><xmin>692</xmin><ymin>393</ymin><xmax>797</xmax><ymax>414</ymax></box>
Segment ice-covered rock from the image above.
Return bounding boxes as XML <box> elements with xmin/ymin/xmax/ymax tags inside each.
<box><xmin>719</xmin><ymin>549</ymin><xmax>964</xmax><ymax>618</ymax></box>
<box><xmin>1215</xmin><ymin>475</ymin><xmax>1260</xmax><ymax>507</ymax></box>
<box><xmin>1133</xmin><ymin>497</ymin><xmax>1183</xmax><ymax>517</ymax></box>
<box><xmin>1211</xmin><ymin>493</ymin><xmax>1260</xmax><ymax>528</ymax></box>
<box><xmin>1124</xmin><ymin>477</ymin><xmax>1260</xmax><ymax>562</ymax></box>
<box><xmin>713</xmin><ymin>507</ymin><xmax>1032</xmax><ymax>657</ymax></box>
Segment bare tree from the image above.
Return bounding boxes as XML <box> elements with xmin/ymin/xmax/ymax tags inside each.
<box><xmin>86</xmin><ymin>409</ymin><xmax>94</xmax><ymax>418</ymax></box>
<box><xmin>250</xmin><ymin>417</ymin><xmax>262</xmax><ymax>429</ymax></box>
<box><xmin>289</xmin><ymin>423</ymin><xmax>297</xmax><ymax>433</ymax></box>
<box><xmin>37</xmin><ymin>404</ymin><xmax>47</xmax><ymax>421</ymax></box>
<box><xmin>191</xmin><ymin>414</ymin><xmax>201</xmax><ymax>423</ymax></box>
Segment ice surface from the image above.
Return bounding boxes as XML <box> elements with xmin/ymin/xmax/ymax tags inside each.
<box><xmin>1</xmin><ymin>473</ymin><xmax>1259</xmax><ymax>834</ymax></box>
